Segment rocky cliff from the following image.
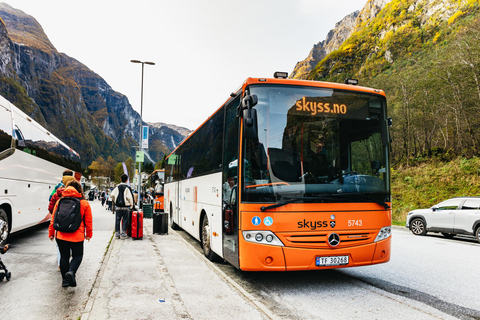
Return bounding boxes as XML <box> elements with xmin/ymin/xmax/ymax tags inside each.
<box><xmin>0</xmin><ymin>3</ymin><xmax>188</xmax><ymax>166</ymax></box>
<box><xmin>290</xmin><ymin>0</ymin><xmax>392</xmax><ymax>79</ymax></box>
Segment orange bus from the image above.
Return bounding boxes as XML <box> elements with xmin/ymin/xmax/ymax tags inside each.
<box><xmin>164</xmin><ymin>73</ymin><xmax>391</xmax><ymax>271</ymax></box>
<box><xmin>145</xmin><ymin>169</ymin><xmax>165</xmax><ymax>211</ymax></box>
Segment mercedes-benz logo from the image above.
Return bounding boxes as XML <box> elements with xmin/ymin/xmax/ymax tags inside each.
<box><xmin>328</xmin><ymin>233</ymin><xmax>340</xmax><ymax>247</ymax></box>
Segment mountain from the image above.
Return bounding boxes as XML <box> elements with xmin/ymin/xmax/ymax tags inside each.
<box><xmin>291</xmin><ymin>0</ymin><xmax>480</xmax><ymax>163</ymax></box>
<box><xmin>146</xmin><ymin>122</ymin><xmax>191</xmax><ymax>161</ymax></box>
<box><xmin>0</xmin><ymin>3</ymin><xmax>189</xmax><ymax>167</ymax></box>
<box><xmin>290</xmin><ymin>0</ymin><xmax>392</xmax><ymax>80</ymax></box>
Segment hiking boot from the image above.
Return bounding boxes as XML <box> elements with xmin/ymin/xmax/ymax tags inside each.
<box><xmin>65</xmin><ymin>271</ymin><xmax>76</xmax><ymax>287</ymax></box>
<box><xmin>62</xmin><ymin>279</ymin><xmax>69</xmax><ymax>287</ymax></box>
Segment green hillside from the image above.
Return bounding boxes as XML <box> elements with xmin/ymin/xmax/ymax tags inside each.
<box><xmin>307</xmin><ymin>0</ymin><xmax>480</xmax><ymax>223</ymax></box>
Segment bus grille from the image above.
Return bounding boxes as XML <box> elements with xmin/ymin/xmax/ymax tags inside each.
<box><xmin>277</xmin><ymin>231</ymin><xmax>376</xmax><ymax>249</ymax></box>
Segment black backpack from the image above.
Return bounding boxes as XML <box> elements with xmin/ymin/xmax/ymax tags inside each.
<box><xmin>53</xmin><ymin>197</ymin><xmax>82</xmax><ymax>232</ymax></box>
<box><xmin>115</xmin><ymin>185</ymin><xmax>131</xmax><ymax>207</ymax></box>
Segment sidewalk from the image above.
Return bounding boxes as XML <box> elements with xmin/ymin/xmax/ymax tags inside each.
<box><xmin>81</xmin><ymin>218</ymin><xmax>271</xmax><ymax>320</ymax></box>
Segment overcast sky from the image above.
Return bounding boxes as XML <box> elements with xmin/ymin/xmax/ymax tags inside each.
<box><xmin>8</xmin><ymin>0</ymin><xmax>367</xmax><ymax>130</ymax></box>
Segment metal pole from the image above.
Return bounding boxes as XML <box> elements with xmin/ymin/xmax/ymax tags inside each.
<box><xmin>131</xmin><ymin>60</ymin><xmax>154</xmax><ymax>208</ymax></box>
<box><xmin>138</xmin><ymin>62</ymin><xmax>144</xmax><ymax>207</ymax></box>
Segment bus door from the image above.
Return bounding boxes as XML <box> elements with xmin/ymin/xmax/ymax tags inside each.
<box><xmin>222</xmin><ymin>97</ymin><xmax>240</xmax><ymax>268</ymax></box>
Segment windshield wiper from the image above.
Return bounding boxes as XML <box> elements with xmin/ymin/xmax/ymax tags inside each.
<box><xmin>260</xmin><ymin>195</ymin><xmax>342</xmax><ymax>212</ymax></box>
<box><xmin>259</xmin><ymin>193</ymin><xmax>390</xmax><ymax>212</ymax></box>
<box><xmin>337</xmin><ymin>193</ymin><xmax>390</xmax><ymax>209</ymax></box>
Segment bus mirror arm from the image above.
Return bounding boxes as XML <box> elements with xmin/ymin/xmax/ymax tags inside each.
<box><xmin>241</xmin><ymin>94</ymin><xmax>259</xmax><ymax>140</ymax></box>
<box><xmin>240</xmin><ymin>94</ymin><xmax>258</xmax><ymax>127</ymax></box>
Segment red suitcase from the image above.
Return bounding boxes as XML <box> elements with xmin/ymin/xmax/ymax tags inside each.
<box><xmin>131</xmin><ymin>211</ymin><xmax>143</xmax><ymax>240</ymax></box>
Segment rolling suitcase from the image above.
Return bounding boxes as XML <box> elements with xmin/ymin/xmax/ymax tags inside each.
<box><xmin>131</xmin><ymin>210</ymin><xmax>143</xmax><ymax>240</ymax></box>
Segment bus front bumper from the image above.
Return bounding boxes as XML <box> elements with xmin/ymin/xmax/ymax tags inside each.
<box><xmin>239</xmin><ymin>237</ymin><xmax>391</xmax><ymax>271</ymax></box>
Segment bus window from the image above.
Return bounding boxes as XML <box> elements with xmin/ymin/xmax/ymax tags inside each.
<box><xmin>0</xmin><ymin>102</ymin><xmax>13</xmax><ymax>154</ymax></box>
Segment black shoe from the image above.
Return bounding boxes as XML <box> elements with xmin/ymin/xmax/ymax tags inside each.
<box><xmin>62</xmin><ymin>279</ymin><xmax>69</xmax><ymax>287</ymax></box>
<box><xmin>65</xmin><ymin>271</ymin><xmax>76</xmax><ymax>287</ymax></box>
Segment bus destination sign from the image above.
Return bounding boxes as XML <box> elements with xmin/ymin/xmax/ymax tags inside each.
<box><xmin>291</xmin><ymin>96</ymin><xmax>370</xmax><ymax>119</ymax></box>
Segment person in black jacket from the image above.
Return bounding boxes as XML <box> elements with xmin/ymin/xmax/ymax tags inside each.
<box><xmin>110</xmin><ymin>174</ymin><xmax>134</xmax><ymax>239</ymax></box>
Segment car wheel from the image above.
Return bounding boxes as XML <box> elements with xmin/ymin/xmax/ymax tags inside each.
<box><xmin>201</xmin><ymin>214</ymin><xmax>218</xmax><ymax>262</ymax></box>
<box><xmin>0</xmin><ymin>209</ymin><xmax>9</xmax><ymax>247</ymax></box>
<box><xmin>475</xmin><ymin>227</ymin><xmax>480</xmax><ymax>244</ymax></box>
<box><xmin>410</xmin><ymin>218</ymin><xmax>427</xmax><ymax>236</ymax></box>
<box><xmin>441</xmin><ymin>233</ymin><xmax>455</xmax><ymax>239</ymax></box>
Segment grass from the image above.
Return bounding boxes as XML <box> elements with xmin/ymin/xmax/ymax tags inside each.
<box><xmin>392</xmin><ymin>157</ymin><xmax>480</xmax><ymax>225</ymax></box>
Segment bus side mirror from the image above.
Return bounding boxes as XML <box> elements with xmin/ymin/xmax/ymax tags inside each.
<box><xmin>243</xmin><ymin>108</ymin><xmax>258</xmax><ymax>140</ymax></box>
<box><xmin>241</xmin><ymin>94</ymin><xmax>258</xmax><ymax>140</ymax></box>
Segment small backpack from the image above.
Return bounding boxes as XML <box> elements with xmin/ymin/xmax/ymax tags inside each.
<box><xmin>53</xmin><ymin>197</ymin><xmax>82</xmax><ymax>232</ymax></box>
<box><xmin>115</xmin><ymin>185</ymin><xmax>131</xmax><ymax>207</ymax></box>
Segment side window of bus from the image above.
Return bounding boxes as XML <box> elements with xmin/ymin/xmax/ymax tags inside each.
<box><xmin>179</xmin><ymin>110</ymin><xmax>223</xmax><ymax>178</ymax></box>
<box><xmin>223</xmin><ymin>97</ymin><xmax>240</xmax><ymax>206</ymax></box>
<box><xmin>0</xmin><ymin>103</ymin><xmax>13</xmax><ymax>153</ymax></box>
<box><xmin>13</xmin><ymin>111</ymin><xmax>80</xmax><ymax>170</ymax></box>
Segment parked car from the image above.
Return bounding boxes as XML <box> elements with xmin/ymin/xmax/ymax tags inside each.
<box><xmin>406</xmin><ymin>197</ymin><xmax>480</xmax><ymax>243</ymax></box>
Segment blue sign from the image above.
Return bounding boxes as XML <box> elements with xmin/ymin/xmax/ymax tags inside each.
<box><xmin>252</xmin><ymin>216</ymin><xmax>261</xmax><ymax>226</ymax></box>
<box><xmin>264</xmin><ymin>216</ymin><xmax>273</xmax><ymax>226</ymax></box>
<box><xmin>142</xmin><ymin>126</ymin><xmax>149</xmax><ymax>149</ymax></box>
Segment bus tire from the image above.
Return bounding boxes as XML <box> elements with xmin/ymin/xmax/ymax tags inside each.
<box><xmin>201</xmin><ymin>214</ymin><xmax>218</xmax><ymax>262</ymax></box>
<box><xmin>0</xmin><ymin>209</ymin><xmax>9</xmax><ymax>247</ymax></box>
<box><xmin>169</xmin><ymin>204</ymin><xmax>180</xmax><ymax>230</ymax></box>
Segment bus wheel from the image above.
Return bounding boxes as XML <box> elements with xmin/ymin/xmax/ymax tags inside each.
<box><xmin>169</xmin><ymin>204</ymin><xmax>180</xmax><ymax>230</ymax></box>
<box><xmin>0</xmin><ymin>209</ymin><xmax>9</xmax><ymax>247</ymax></box>
<box><xmin>201</xmin><ymin>215</ymin><xmax>218</xmax><ymax>262</ymax></box>
<box><xmin>475</xmin><ymin>226</ymin><xmax>480</xmax><ymax>244</ymax></box>
<box><xmin>410</xmin><ymin>218</ymin><xmax>427</xmax><ymax>236</ymax></box>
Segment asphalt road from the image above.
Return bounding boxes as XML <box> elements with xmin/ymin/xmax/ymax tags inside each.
<box><xmin>1</xmin><ymin>199</ymin><xmax>479</xmax><ymax>320</ymax></box>
<box><xmin>179</xmin><ymin>227</ymin><xmax>480</xmax><ymax>320</ymax></box>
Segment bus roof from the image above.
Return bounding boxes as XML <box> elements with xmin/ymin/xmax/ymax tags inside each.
<box><xmin>165</xmin><ymin>77</ymin><xmax>386</xmax><ymax>160</ymax></box>
<box><xmin>241</xmin><ymin>77</ymin><xmax>386</xmax><ymax>97</ymax></box>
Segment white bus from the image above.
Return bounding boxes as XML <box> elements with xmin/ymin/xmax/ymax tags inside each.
<box><xmin>0</xmin><ymin>95</ymin><xmax>82</xmax><ymax>246</ymax></box>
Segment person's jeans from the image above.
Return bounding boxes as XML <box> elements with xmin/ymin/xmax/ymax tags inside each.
<box><xmin>115</xmin><ymin>207</ymin><xmax>130</xmax><ymax>236</ymax></box>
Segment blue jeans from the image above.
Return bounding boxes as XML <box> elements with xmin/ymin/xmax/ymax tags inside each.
<box><xmin>115</xmin><ymin>208</ymin><xmax>130</xmax><ymax>236</ymax></box>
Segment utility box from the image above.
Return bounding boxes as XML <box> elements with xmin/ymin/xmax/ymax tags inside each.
<box><xmin>143</xmin><ymin>203</ymin><xmax>153</xmax><ymax>219</ymax></box>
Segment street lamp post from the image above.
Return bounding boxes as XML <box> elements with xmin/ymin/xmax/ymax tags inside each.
<box><xmin>131</xmin><ymin>59</ymin><xmax>155</xmax><ymax>207</ymax></box>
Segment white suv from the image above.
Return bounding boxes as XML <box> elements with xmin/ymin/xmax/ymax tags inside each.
<box><xmin>406</xmin><ymin>197</ymin><xmax>480</xmax><ymax>243</ymax></box>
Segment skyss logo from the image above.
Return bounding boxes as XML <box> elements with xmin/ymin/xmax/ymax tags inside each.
<box><xmin>297</xmin><ymin>219</ymin><xmax>335</xmax><ymax>230</ymax></box>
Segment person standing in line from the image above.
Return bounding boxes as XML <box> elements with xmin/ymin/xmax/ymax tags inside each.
<box><xmin>111</xmin><ymin>174</ymin><xmax>134</xmax><ymax>240</ymax></box>
<box><xmin>48</xmin><ymin>170</ymin><xmax>75</xmax><ymax>214</ymax></box>
<box><xmin>48</xmin><ymin>179</ymin><xmax>93</xmax><ymax>288</ymax></box>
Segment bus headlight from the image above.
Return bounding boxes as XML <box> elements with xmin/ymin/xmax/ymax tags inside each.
<box><xmin>374</xmin><ymin>226</ymin><xmax>391</xmax><ymax>242</ymax></box>
<box><xmin>242</xmin><ymin>231</ymin><xmax>284</xmax><ymax>246</ymax></box>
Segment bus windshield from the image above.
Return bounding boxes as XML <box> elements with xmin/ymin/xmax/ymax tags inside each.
<box><xmin>242</xmin><ymin>84</ymin><xmax>390</xmax><ymax>204</ymax></box>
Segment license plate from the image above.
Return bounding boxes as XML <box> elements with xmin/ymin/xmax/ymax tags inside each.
<box><xmin>316</xmin><ymin>255</ymin><xmax>349</xmax><ymax>267</ymax></box>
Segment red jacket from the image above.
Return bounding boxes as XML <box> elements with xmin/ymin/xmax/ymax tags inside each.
<box><xmin>48</xmin><ymin>187</ymin><xmax>93</xmax><ymax>242</ymax></box>
<box><xmin>48</xmin><ymin>187</ymin><xmax>65</xmax><ymax>214</ymax></box>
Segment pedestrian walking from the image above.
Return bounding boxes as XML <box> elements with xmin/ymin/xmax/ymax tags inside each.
<box><xmin>48</xmin><ymin>179</ymin><xmax>93</xmax><ymax>287</ymax></box>
<box><xmin>100</xmin><ymin>190</ymin><xmax>106</xmax><ymax>207</ymax></box>
<box><xmin>111</xmin><ymin>174</ymin><xmax>134</xmax><ymax>239</ymax></box>
<box><xmin>48</xmin><ymin>170</ymin><xmax>75</xmax><ymax>271</ymax></box>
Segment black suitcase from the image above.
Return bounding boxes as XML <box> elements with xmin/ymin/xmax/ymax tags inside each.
<box><xmin>153</xmin><ymin>212</ymin><xmax>168</xmax><ymax>234</ymax></box>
